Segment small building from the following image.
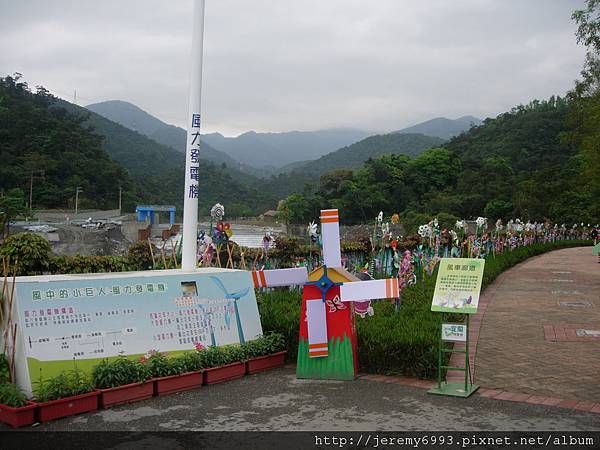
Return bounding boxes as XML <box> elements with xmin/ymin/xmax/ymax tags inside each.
<box><xmin>136</xmin><ymin>205</ymin><xmax>176</xmax><ymax>225</ymax></box>
<box><xmin>260</xmin><ymin>210</ymin><xmax>278</xmax><ymax>222</ymax></box>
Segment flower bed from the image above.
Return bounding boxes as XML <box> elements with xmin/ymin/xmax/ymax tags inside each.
<box><xmin>33</xmin><ymin>366</ymin><xmax>98</xmax><ymax>422</ymax></box>
<box><xmin>99</xmin><ymin>381</ymin><xmax>154</xmax><ymax>408</ymax></box>
<box><xmin>36</xmin><ymin>391</ymin><xmax>98</xmax><ymax>423</ymax></box>
<box><xmin>0</xmin><ymin>381</ymin><xmax>35</xmax><ymax>427</ymax></box>
<box><xmin>0</xmin><ymin>333</ymin><xmax>289</xmax><ymax>425</ymax></box>
<box><xmin>154</xmin><ymin>371</ymin><xmax>203</xmax><ymax>396</ymax></box>
<box><xmin>246</xmin><ymin>351</ymin><xmax>287</xmax><ymax>375</ymax></box>
<box><xmin>0</xmin><ymin>401</ymin><xmax>36</xmax><ymax>428</ymax></box>
<box><xmin>203</xmin><ymin>362</ymin><xmax>246</xmax><ymax>385</ymax></box>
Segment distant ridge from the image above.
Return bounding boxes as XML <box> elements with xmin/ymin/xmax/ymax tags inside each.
<box><xmin>284</xmin><ymin>132</ymin><xmax>445</xmax><ymax>177</ymax></box>
<box><xmin>394</xmin><ymin>116</ymin><xmax>482</xmax><ymax>140</ymax></box>
<box><xmin>85</xmin><ymin>100</ymin><xmax>242</xmax><ymax>170</ymax></box>
<box><xmin>86</xmin><ymin>100</ymin><xmax>372</xmax><ymax>171</ymax></box>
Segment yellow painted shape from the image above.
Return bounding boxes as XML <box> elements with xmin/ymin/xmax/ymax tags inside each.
<box><xmin>308</xmin><ymin>266</ymin><xmax>359</xmax><ymax>283</ymax></box>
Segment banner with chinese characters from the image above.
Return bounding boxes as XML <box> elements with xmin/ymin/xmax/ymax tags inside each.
<box><xmin>431</xmin><ymin>258</ymin><xmax>485</xmax><ymax>314</ymax></box>
<box><xmin>9</xmin><ymin>269</ymin><xmax>262</xmax><ymax>391</ymax></box>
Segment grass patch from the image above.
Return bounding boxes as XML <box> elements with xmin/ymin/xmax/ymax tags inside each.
<box><xmin>257</xmin><ymin>240</ymin><xmax>591</xmax><ymax>379</ymax></box>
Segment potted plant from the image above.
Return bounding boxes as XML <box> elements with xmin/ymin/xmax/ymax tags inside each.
<box><xmin>92</xmin><ymin>357</ymin><xmax>153</xmax><ymax>408</ymax></box>
<box><xmin>244</xmin><ymin>333</ymin><xmax>287</xmax><ymax>375</ymax></box>
<box><xmin>0</xmin><ymin>382</ymin><xmax>36</xmax><ymax>428</ymax></box>
<box><xmin>144</xmin><ymin>350</ymin><xmax>203</xmax><ymax>396</ymax></box>
<box><xmin>33</xmin><ymin>367</ymin><xmax>98</xmax><ymax>422</ymax></box>
<box><xmin>202</xmin><ymin>344</ymin><xmax>246</xmax><ymax>385</ymax></box>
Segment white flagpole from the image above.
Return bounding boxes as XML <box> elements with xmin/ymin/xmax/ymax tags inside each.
<box><xmin>182</xmin><ymin>0</ymin><xmax>206</xmax><ymax>270</ymax></box>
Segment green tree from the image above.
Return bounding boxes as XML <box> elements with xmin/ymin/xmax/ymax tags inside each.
<box><xmin>280</xmin><ymin>194</ymin><xmax>312</xmax><ymax>224</ymax></box>
<box><xmin>565</xmin><ymin>0</ymin><xmax>600</xmax><ymax>220</ymax></box>
<box><xmin>0</xmin><ymin>232</ymin><xmax>52</xmax><ymax>275</ymax></box>
<box><xmin>0</xmin><ymin>189</ymin><xmax>28</xmax><ymax>239</ymax></box>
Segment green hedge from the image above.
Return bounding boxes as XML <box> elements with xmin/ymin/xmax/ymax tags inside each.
<box><xmin>258</xmin><ymin>240</ymin><xmax>591</xmax><ymax>379</ymax></box>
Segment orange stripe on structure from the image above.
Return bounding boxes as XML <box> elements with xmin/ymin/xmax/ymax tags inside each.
<box><xmin>392</xmin><ymin>278</ymin><xmax>399</xmax><ymax>297</ymax></box>
<box><xmin>320</xmin><ymin>217</ymin><xmax>339</xmax><ymax>223</ymax></box>
<box><xmin>259</xmin><ymin>271</ymin><xmax>267</xmax><ymax>288</ymax></box>
<box><xmin>385</xmin><ymin>279</ymin><xmax>391</xmax><ymax>298</ymax></box>
<box><xmin>309</xmin><ymin>350</ymin><xmax>329</xmax><ymax>357</ymax></box>
<box><xmin>309</xmin><ymin>343</ymin><xmax>328</xmax><ymax>349</ymax></box>
<box><xmin>251</xmin><ymin>271</ymin><xmax>260</xmax><ymax>288</ymax></box>
<box><xmin>320</xmin><ymin>210</ymin><xmax>338</xmax><ymax>216</ymax></box>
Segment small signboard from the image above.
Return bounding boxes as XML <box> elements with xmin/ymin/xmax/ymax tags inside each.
<box><xmin>431</xmin><ymin>258</ymin><xmax>485</xmax><ymax>314</ymax></box>
<box><xmin>593</xmin><ymin>242</ymin><xmax>600</xmax><ymax>256</ymax></box>
<box><xmin>441</xmin><ymin>323</ymin><xmax>467</xmax><ymax>342</ymax></box>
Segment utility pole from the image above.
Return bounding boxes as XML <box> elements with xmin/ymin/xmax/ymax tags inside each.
<box><xmin>118</xmin><ymin>187</ymin><xmax>122</xmax><ymax>214</ymax></box>
<box><xmin>75</xmin><ymin>186</ymin><xmax>83</xmax><ymax>216</ymax></box>
<box><xmin>28</xmin><ymin>170</ymin><xmax>45</xmax><ymax>212</ymax></box>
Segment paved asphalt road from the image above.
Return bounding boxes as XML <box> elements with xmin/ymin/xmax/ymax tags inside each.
<box><xmin>4</xmin><ymin>368</ymin><xmax>598</xmax><ymax>432</ymax></box>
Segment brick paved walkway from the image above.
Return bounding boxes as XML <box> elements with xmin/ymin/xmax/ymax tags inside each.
<box><xmin>471</xmin><ymin>247</ymin><xmax>600</xmax><ymax>401</ymax></box>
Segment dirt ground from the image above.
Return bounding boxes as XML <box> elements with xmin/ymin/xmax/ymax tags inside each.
<box><xmin>11</xmin><ymin>223</ymin><xmax>130</xmax><ymax>257</ymax></box>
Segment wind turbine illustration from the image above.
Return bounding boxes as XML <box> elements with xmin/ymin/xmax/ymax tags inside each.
<box><xmin>209</xmin><ymin>276</ymin><xmax>251</xmax><ymax>344</ymax></box>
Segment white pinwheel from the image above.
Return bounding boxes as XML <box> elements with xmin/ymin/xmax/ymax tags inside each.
<box><xmin>418</xmin><ymin>224</ymin><xmax>432</xmax><ymax>238</ymax></box>
<box><xmin>210</xmin><ymin>203</ymin><xmax>225</xmax><ymax>221</ymax></box>
<box><xmin>381</xmin><ymin>222</ymin><xmax>390</xmax><ymax>235</ymax></box>
<box><xmin>307</xmin><ymin>221</ymin><xmax>318</xmax><ymax>238</ymax></box>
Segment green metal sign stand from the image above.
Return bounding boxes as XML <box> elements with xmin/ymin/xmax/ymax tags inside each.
<box><xmin>428</xmin><ymin>315</ymin><xmax>479</xmax><ymax>398</ymax></box>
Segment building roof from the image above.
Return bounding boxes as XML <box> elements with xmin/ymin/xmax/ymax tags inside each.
<box><xmin>136</xmin><ymin>205</ymin><xmax>176</xmax><ymax>212</ymax></box>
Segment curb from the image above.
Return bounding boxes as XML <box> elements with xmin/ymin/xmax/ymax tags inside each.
<box><xmin>359</xmin><ymin>373</ymin><xmax>600</xmax><ymax>414</ymax></box>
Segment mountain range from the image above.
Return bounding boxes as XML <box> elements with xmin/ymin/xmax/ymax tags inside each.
<box><xmin>86</xmin><ymin>100</ymin><xmax>480</xmax><ymax>174</ymax></box>
<box><xmin>86</xmin><ymin>100</ymin><xmax>372</xmax><ymax>173</ymax></box>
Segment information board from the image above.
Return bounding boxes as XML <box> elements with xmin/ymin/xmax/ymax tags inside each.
<box><xmin>431</xmin><ymin>258</ymin><xmax>485</xmax><ymax>314</ymax></box>
<box><xmin>6</xmin><ymin>268</ymin><xmax>262</xmax><ymax>393</ymax></box>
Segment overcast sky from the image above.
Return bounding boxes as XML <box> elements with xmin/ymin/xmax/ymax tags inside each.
<box><xmin>0</xmin><ymin>0</ymin><xmax>587</xmax><ymax>136</ymax></box>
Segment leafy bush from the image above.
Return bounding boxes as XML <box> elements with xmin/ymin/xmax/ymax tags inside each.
<box><xmin>242</xmin><ymin>333</ymin><xmax>286</xmax><ymax>359</ymax></box>
<box><xmin>0</xmin><ymin>383</ymin><xmax>28</xmax><ymax>408</ymax></box>
<box><xmin>221</xmin><ymin>345</ymin><xmax>246</xmax><ymax>365</ymax></box>
<box><xmin>172</xmin><ymin>351</ymin><xmax>204</xmax><ymax>373</ymax></box>
<box><xmin>126</xmin><ymin>241</ymin><xmax>157</xmax><ymax>271</ymax></box>
<box><xmin>142</xmin><ymin>350</ymin><xmax>180</xmax><ymax>378</ymax></box>
<box><xmin>0</xmin><ymin>354</ymin><xmax>9</xmax><ymax>384</ymax></box>
<box><xmin>33</xmin><ymin>367</ymin><xmax>94</xmax><ymax>402</ymax></box>
<box><xmin>258</xmin><ymin>240</ymin><xmax>590</xmax><ymax>379</ymax></box>
<box><xmin>257</xmin><ymin>289</ymin><xmax>301</xmax><ymax>359</ymax></box>
<box><xmin>49</xmin><ymin>254</ymin><xmax>129</xmax><ymax>275</ymax></box>
<box><xmin>0</xmin><ymin>232</ymin><xmax>51</xmax><ymax>275</ymax></box>
<box><xmin>92</xmin><ymin>357</ymin><xmax>151</xmax><ymax>389</ymax></box>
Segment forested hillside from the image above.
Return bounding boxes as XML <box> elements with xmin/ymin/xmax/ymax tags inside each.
<box><xmin>0</xmin><ymin>76</ymin><xmax>131</xmax><ymax>210</ymax></box>
<box><xmin>284</xmin><ymin>132</ymin><xmax>444</xmax><ymax>177</ymax></box>
<box><xmin>261</xmin><ymin>132</ymin><xmax>445</xmax><ymax>200</ymax></box>
<box><xmin>277</xmin><ymin>97</ymin><xmax>595</xmax><ymax>226</ymax></box>
<box><xmin>0</xmin><ymin>75</ymin><xmax>276</xmax><ymax>216</ymax></box>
